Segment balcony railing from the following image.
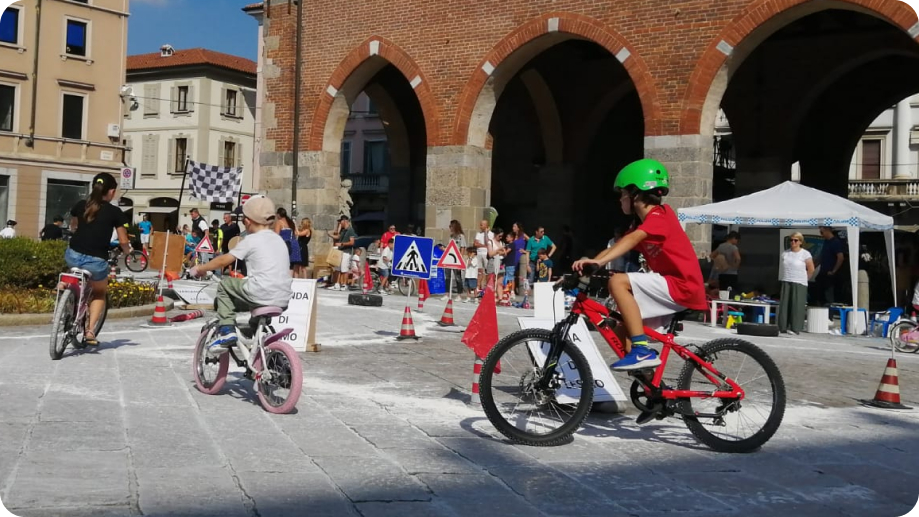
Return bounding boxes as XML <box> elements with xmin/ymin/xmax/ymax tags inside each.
<box><xmin>848</xmin><ymin>179</ymin><xmax>919</xmax><ymax>199</ymax></box>
<box><xmin>343</xmin><ymin>173</ymin><xmax>389</xmax><ymax>193</ymax></box>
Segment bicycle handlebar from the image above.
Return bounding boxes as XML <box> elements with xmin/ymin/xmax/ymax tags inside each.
<box><xmin>553</xmin><ymin>263</ymin><xmax>600</xmax><ymax>292</ymax></box>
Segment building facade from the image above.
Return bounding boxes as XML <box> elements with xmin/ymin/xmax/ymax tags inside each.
<box><xmin>123</xmin><ymin>47</ymin><xmax>257</xmax><ymax>232</ymax></box>
<box><xmin>0</xmin><ymin>0</ymin><xmax>129</xmax><ymax>239</ymax></box>
<box><xmin>251</xmin><ymin>0</ymin><xmax>919</xmax><ymax>258</ymax></box>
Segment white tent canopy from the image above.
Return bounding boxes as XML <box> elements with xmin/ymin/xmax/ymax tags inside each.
<box><xmin>678</xmin><ymin>181</ymin><xmax>897</xmax><ymax>307</ymax></box>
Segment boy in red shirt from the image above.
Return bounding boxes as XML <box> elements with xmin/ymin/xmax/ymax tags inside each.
<box><xmin>574</xmin><ymin>159</ymin><xmax>706</xmax><ymax>371</ymax></box>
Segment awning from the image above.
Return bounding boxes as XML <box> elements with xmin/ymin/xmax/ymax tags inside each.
<box><xmin>138</xmin><ymin>207</ymin><xmax>180</xmax><ymax>214</ymax></box>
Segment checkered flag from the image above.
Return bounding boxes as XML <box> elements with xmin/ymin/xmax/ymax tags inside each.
<box><xmin>186</xmin><ymin>161</ymin><xmax>242</xmax><ymax>203</ymax></box>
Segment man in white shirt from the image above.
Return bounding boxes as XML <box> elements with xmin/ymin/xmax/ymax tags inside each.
<box><xmin>473</xmin><ymin>219</ymin><xmax>494</xmax><ymax>290</ymax></box>
<box><xmin>0</xmin><ymin>220</ymin><xmax>15</xmax><ymax>239</ymax></box>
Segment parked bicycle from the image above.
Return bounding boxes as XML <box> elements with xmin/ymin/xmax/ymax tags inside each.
<box><xmin>123</xmin><ymin>247</ymin><xmax>149</xmax><ymax>273</ymax></box>
<box><xmin>49</xmin><ymin>268</ymin><xmax>109</xmax><ymax>360</ymax></box>
<box><xmin>192</xmin><ymin>306</ymin><xmax>302</xmax><ymax>414</ymax></box>
<box><xmin>479</xmin><ymin>268</ymin><xmax>786</xmax><ymax>453</ymax></box>
<box><xmin>888</xmin><ymin>310</ymin><xmax>919</xmax><ymax>353</ymax></box>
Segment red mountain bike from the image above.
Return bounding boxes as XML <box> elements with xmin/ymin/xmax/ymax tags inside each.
<box><xmin>479</xmin><ymin>270</ymin><xmax>786</xmax><ymax>453</ymax></box>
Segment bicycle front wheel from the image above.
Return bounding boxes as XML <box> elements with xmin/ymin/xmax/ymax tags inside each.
<box><xmin>49</xmin><ymin>289</ymin><xmax>76</xmax><ymax>360</ymax></box>
<box><xmin>678</xmin><ymin>338</ymin><xmax>786</xmax><ymax>453</ymax></box>
<box><xmin>479</xmin><ymin>328</ymin><xmax>594</xmax><ymax>446</ymax></box>
<box><xmin>889</xmin><ymin>320</ymin><xmax>919</xmax><ymax>353</ymax></box>
<box><xmin>124</xmin><ymin>251</ymin><xmax>148</xmax><ymax>273</ymax></box>
<box><xmin>398</xmin><ymin>277</ymin><xmax>415</xmax><ymax>297</ymax></box>
<box><xmin>253</xmin><ymin>342</ymin><xmax>303</xmax><ymax>414</ymax></box>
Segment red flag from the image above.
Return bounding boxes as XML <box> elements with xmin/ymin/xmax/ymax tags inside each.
<box><xmin>363</xmin><ymin>260</ymin><xmax>373</xmax><ymax>293</ymax></box>
<box><xmin>461</xmin><ymin>285</ymin><xmax>501</xmax><ymax>373</ymax></box>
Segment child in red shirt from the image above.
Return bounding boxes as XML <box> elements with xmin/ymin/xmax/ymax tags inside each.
<box><xmin>574</xmin><ymin>159</ymin><xmax>706</xmax><ymax>371</ymax></box>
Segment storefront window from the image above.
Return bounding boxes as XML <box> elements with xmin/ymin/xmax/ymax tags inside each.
<box><xmin>46</xmin><ymin>179</ymin><xmax>88</xmax><ymax>226</ymax></box>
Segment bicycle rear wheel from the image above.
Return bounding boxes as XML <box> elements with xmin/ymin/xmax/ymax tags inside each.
<box><xmin>49</xmin><ymin>289</ymin><xmax>76</xmax><ymax>360</ymax></box>
<box><xmin>889</xmin><ymin>320</ymin><xmax>919</xmax><ymax>353</ymax></box>
<box><xmin>479</xmin><ymin>328</ymin><xmax>594</xmax><ymax>446</ymax></box>
<box><xmin>192</xmin><ymin>322</ymin><xmax>229</xmax><ymax>395</ymax></box>
<box><xmin>678</xmin><ymin>338</ymin><xmax>786</xmax><ymax>453</ymax></box>
<box><xmin>252</xmin><ymin>342</ymin><xmax>302</xmax><ymax>414</ymax></box>
<box><xmin>124</xmin><ymin>251</ymin><xmax>148</xmax><ymax>273</ymax></box>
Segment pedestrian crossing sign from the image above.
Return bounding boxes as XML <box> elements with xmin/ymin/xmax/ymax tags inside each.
<box><xmin>392</xmin><ymin>235</ymin><xmax>434</xmax><ymax>279</ymax></box>
<box><xmin>437</xmin><ymin>239</ymin><xmax>466</xmax><ymax>270</ymax></box>
<box><xmin>195</xmin><ymin>234</ymin><xmax>215</xmax><ymax>254</ymax></box>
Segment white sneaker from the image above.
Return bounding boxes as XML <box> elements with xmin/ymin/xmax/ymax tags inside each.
<box><xmin>787</xmin><ymin>330</ymin><xmax>798</xmax><ymax>336</ymax></box>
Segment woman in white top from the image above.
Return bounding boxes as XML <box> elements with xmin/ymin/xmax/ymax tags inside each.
<box><xmin>777</xmin><ymin>232</ymin><xmax>815</xmax><ymax>335</ymax></box>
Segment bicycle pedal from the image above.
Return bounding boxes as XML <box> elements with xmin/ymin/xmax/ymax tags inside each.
<box><xmin>635</xmin><ymin>410</ymin><xmax>658</xmax><ymax>425</ymax></box>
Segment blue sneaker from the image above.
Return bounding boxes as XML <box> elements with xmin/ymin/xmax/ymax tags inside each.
<box><xmin>610</xmin><ymin>345</ymin><xmax>661</xmax><ymax>371</ymax></box>
<box><xmin>208</xmin><ymin>325</ymin><xmax>237</xmax><ymax>353</ymax></box>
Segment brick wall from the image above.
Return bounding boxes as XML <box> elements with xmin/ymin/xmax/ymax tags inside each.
<box><xmin>259</xmin><ymin>0</ymin><xmax>917</xmax><ymax>157</ymax></box>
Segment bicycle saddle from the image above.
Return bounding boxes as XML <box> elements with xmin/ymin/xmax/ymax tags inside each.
<box><xmin>251</xmin><ymin>306</ymin><xmax>285</xmax><ymax>318</ymax></box>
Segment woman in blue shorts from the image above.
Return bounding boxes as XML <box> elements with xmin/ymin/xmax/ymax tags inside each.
<box><xmin>65</xmin><ymin>173</ymin><xmax>131</xmax><ymax>345</ymax></box>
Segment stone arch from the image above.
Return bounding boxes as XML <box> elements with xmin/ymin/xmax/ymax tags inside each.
<box><xmin>307</xmin><ymin>36</ymin><xmax>440</xmax><ymax>151</ymax></box>
<box><xmin>451</xmin><ymin>12</ymin><xmax>662</xmax><ymax>146</ymax></box>
<box><xmin>519</xmin><ymin>69</ymin><xmax>563</xmax><ymax>165</ymax></box>
<box><xmin>682</xmin><ymin>0</ymin><xmax>919</xmax><ymax>135</ymax></box>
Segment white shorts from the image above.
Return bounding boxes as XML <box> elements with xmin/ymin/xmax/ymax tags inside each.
<box><xmin>338</xmin><ymin>252</ymin><xmax>352</xmax><ymax>273</ymax></box>
<box><xmin>140</xmin><ymin>233</ymin><xmax>150</xmax><ymax>245</ymax></box>
<box><xmin>627</xmin><ymin>272</ymin><xmax>687</xmax><ymax>330</ymax></box>
<box><xmin>476</xmin><ymin>250</ymin><xmax>487</xmax><ymax>269</ymax></box>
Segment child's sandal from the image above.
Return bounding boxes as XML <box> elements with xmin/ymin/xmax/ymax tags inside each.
<box><xmin>83</xmin><ymin>331</ymin><xmax>99</xmax><ymax>346</ymax></box>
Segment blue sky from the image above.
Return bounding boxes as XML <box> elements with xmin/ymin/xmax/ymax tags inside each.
<box><xmin>128</xmin><ymin>0</ymin><xmax>258</xmax><ymax>61</ymax></box>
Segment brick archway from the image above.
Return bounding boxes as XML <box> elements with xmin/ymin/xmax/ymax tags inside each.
<box><xmin>681</xmin><ymin>0</ymin><xmax>919</xmax><ymax>134</ymax></box>
<box><xmin>307</xmin><ymin>36</ymin><xmax>440</xmax><ymax>151</ymax></box>
<box><xmin>451</xmin><ymin>12</ymin><xmax>662</xmax><ymax>146</ymax></box>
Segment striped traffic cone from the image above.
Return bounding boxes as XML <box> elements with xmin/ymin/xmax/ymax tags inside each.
<box><xmin>470</xmin><ymin>357</ymin><xmax>483</xmax><ymax>405</ymax></box>
<box><xmin>417</xmin><ymin>280</ymin><xmax>427</xmax><ymax>311</ymax></box>
<box><xmin>862</xmin><ymin>358</ymin><xmax>912</xmax><ymax>410</ymax></box>
<box><xmin>169</xmin><ymin>309</ymin><xmax>204</xmax><ymax>323</ymax></box>
<box><xmin>148</xmin><ymin>295</ymin><xmax>170</xmax><ymax>326</ymax></box>
<box><xmin>438</xmin><ymin>298</ymin><xmax>456</xmax><ymax>327</ymax></box>
<box><xmin>397</xmin><ymin>305</ymin><xmax>420</xmax><ymax>341</ymax></box>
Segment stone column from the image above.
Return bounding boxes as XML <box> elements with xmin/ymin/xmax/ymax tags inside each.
<box><xmin>644</xmin><ymin>135</ymin><xmax>713</xmax><ymax>255</ymax></box>
<box><xmin>424</xmin><ymin>145</ymin><xmax>491</xmax><ymax>244</ymax></box>
<box><xmin>894</xmin><ymin>99</ymin><xmax>912</xmax><ymax>179</ymax></box>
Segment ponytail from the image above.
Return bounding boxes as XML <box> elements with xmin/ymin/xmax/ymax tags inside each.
<box><xmin>84</xmin><ymin>173</ymin><xmax>117</xmax><ymax>223</ymax></box>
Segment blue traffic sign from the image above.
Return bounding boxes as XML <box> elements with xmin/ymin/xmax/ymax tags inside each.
<box><xmin>392</xmin><ymin>235</ymin><xmax>434</xmax><ymax>280</ymax></box>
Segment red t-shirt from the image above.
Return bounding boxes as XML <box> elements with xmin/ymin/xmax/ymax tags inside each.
<box><xmin>632</xmin><ymin>205</ymin><xmax>706</xmax><ymax>310</ymax></box>
<box><xmin>381</xmin><ymin>230</ymin><xmax>399</xmax><ymax>246</ymax></box>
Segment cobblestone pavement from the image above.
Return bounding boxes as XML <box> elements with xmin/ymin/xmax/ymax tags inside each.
<box><xmin>1</xmin><ymin>288</ymin><xmax>918</xmax><ymax>517</ymax></box>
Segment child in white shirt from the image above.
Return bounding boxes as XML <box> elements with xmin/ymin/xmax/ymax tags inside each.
<box><xmin>348</xmin><ymin>248</ymin><xmax>363</xmax><ymax>287</ymax></box>
<box><xmin>464</xmin><ymin>247</ymin><xmax>479</xmax><ymax>303</ymax></box>
<box><xmin>378</xmin><ymin>241</ymin><xmax>393</xmax><ymax>293</ymax></box>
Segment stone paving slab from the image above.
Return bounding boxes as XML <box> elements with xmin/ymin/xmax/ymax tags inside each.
<box><xmin>135</xmin><ymin>466</ymin><xmax>247</xmax><ymax>517</ymax></box>
<box><xmin>4</xmin><ymin>450</ymin><xmax>130</xmax><ymax>510</ymax></box>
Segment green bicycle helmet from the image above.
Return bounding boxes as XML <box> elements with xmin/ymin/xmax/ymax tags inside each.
<box><xmin>614</xmin><ymin>159</ymin><xmax>670</xmax><ymax>194</ymax></box>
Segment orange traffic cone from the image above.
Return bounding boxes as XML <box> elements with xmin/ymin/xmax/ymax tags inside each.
<box><xmin>438</xmin><ymin>298</ymin><xmax>456</xmax><ymax>327</ymax></box>
<box><xmin>417</xmin><ymin>280</ymin><xmax>427</xmax><ymax>311</ymax></box>
<box><xmin>149</xmin><ymin>295</ymin><xmax>170</xmax><ymax>326</ymax></box>
<box><xmin>470</xmin><ymin>357</ymin><xmax>483</xmax><ymax>405</ymax></box>
<box><xmin>862</xmin><ymin>358</ymin><xmax>912</xmax><ymax>410</ymax></box>
<box><xmin>169</xmin><ymin>309</ymin><xmax>204</xmax><ymax>323</ymax></box>
<box><xmin>397</xmin><ymin>305</ymin><xmax>420</xmax><ymax>341</ymax></box>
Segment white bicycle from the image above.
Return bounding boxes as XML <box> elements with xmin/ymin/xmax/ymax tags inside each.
<box><xmin>192</xmin><ymin>306</ymin><xmax>303</xmax><ymax>413</ymax></box>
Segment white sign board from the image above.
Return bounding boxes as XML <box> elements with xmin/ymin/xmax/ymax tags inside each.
<box><xmin>119</xmin><ymin>167</ymin><xmax>135</xmax><ymax>191</ymax></box>
<box><xmin>278</xmin><ymin>279</ymin><xmax>318</xmax><ymax>352</ymax></box>
<box><xmin>533</xmin><ymin>282</ymin><xmax>565</xmax><ymax>322</ymax></box>
<box><xmin>518</xmin><ymin>317</ymin><xmax>628</xmax><ymax>405</ymax></box>
<box><xmin>170</xmin><ymin>280</ymin><xmax>217</xmax><ymax>305</ymax></box>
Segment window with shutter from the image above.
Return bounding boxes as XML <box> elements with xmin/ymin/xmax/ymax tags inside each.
<box><xmin>177</xmin><ymin>86</ymin><xmax>189</xmax><ymax>112</ymax></box>
<box><xmin>174</xmin><ymin>137</ymin><xmax>187</xmax><ymax>173</ymax></box>
<box><xmin>862</xmin><ymin>140</ymin><xmax>882</xmax><ymax>180</ymax></box>
<box><xmin>235</xmin><ymin>141</ymin><xmax>242</xmax><ymax>169</ymax></box>
<box><xmin>143</xmin><ymin>84</ymin><xmax>159</xmax><ymax>116</ymax></box>
<box><xmin>141</xmin><ymin>135</ymin><xmax>158</xmax><ymax>177</ymax></box>
<box><xmin>170</xmin><ymin>86</ymin><xmax>178</xmax><ymax>113</ymax></box>
<box><xmin>187</xmin><ymin>85</ymin><xmax>195</xmax><ymax>112</ymax></box>
<box><xmin>224</xmin><ymin>141</ymin><xmax>237</xmax><ymax>168</ymax></box>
